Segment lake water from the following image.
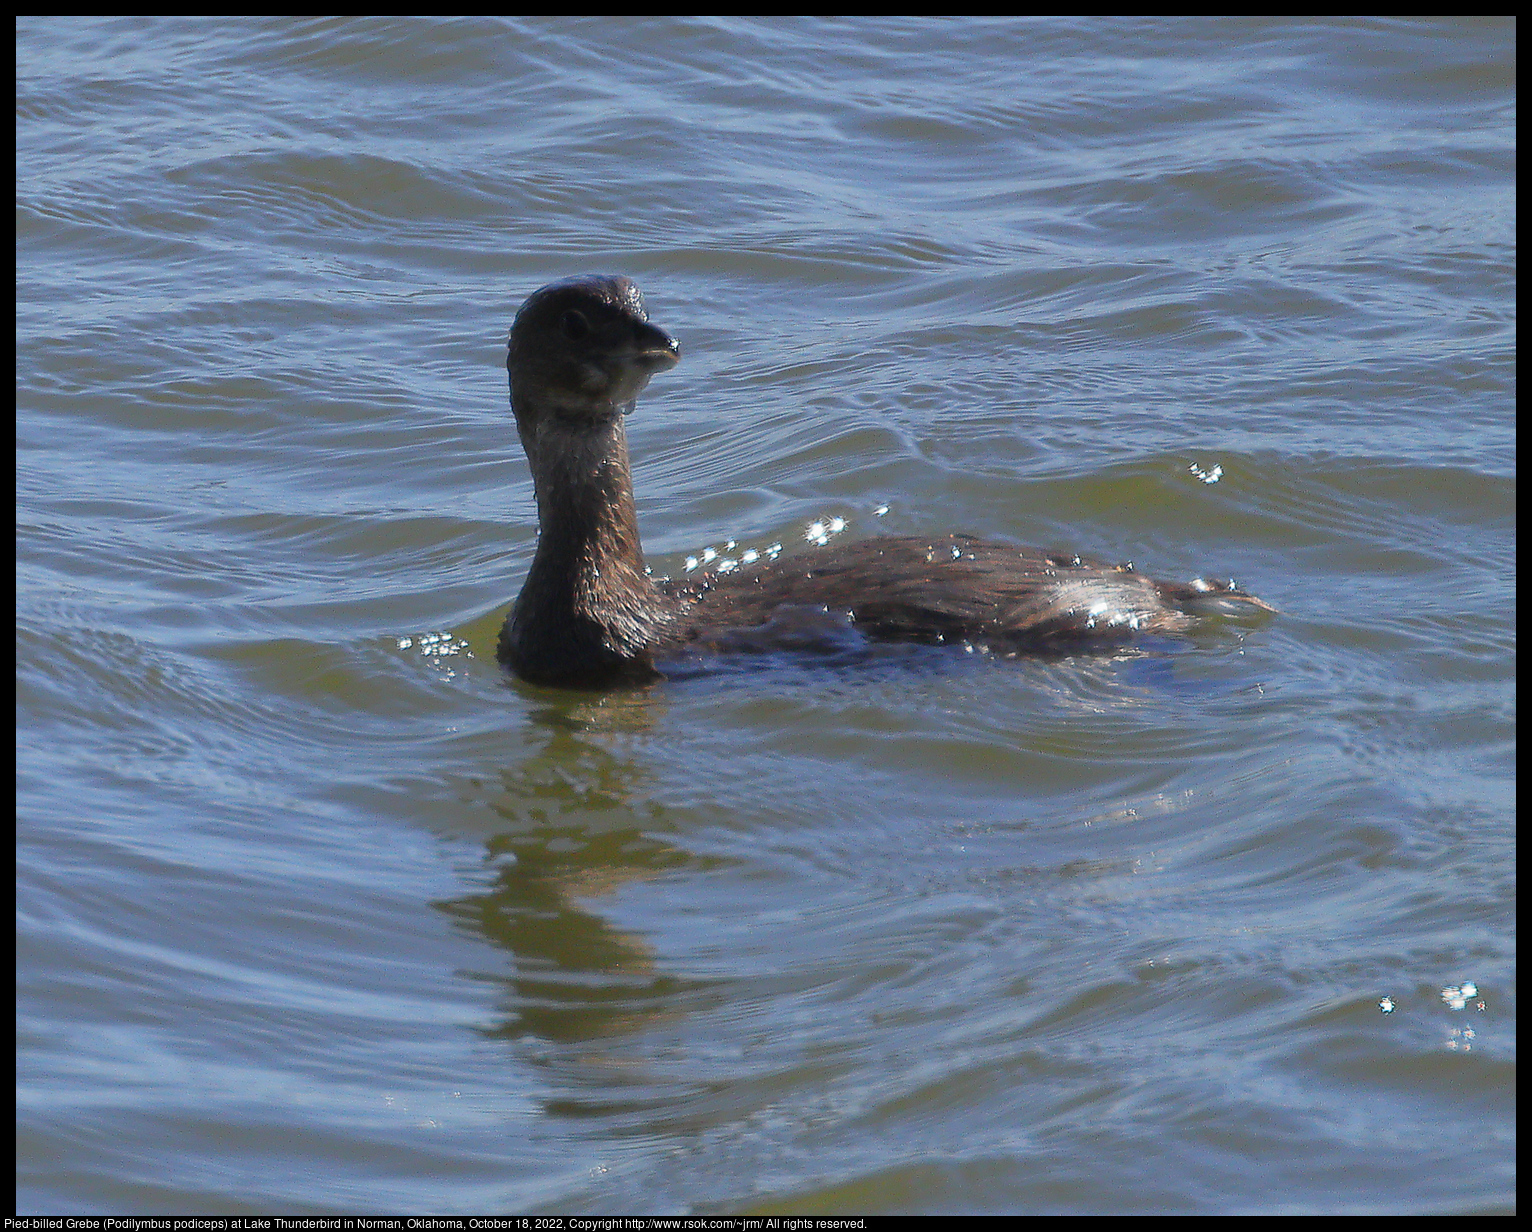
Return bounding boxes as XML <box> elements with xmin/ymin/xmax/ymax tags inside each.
<box><xmin>16</xmin><ymin>16</ymin><xmax>1514</xmax><ymax>1216</ymax></box>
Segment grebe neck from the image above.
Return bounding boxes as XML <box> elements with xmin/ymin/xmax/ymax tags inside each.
<box><xmin>521</xmin><ymin>410</ymin><xmax>649</xmax><ymax>599</ymax></box>
<box><xmin>504</xmin><ymin>404</ymin><xmax>673</xmax><ymax>682</ymax></box>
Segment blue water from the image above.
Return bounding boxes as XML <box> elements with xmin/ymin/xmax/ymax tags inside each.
<box><xmin>17</xmin><ymin>16</ymin><xmax>1514</xmax><ymax>1215</ymax></box>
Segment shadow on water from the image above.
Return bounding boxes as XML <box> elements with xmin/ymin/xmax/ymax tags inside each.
<box><xmin>434</xmin><ymin>697</ymin><xmax>718</xmax><ymax>1050</ymax></box>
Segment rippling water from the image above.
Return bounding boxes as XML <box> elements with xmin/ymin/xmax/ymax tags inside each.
<box><xmin>17</xmin><ymin>16</ymin><xmax>1514</xmax><ymax>1215</ymax></box>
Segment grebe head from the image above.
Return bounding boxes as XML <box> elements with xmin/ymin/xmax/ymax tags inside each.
<box><xmin>507</xmin><ymin>275</ymin><xmax>680</xmax><ymax>433</ymax></box>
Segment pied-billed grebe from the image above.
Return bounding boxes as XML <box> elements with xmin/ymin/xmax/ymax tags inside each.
<box><xmin>499</xmin><ymin>275</ymin><xmax>1271</xmax><ymax>687</ymax></box>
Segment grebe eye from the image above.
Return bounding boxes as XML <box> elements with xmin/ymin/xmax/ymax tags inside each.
<box><xmin>560</xmin><ymin>310</ymin><xmax>590</xmax><ymax>340</ymax></box>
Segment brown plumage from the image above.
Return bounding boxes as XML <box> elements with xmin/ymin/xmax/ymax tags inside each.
<box><xmin>498</xmin><ymin>275</ymin><xmax>1270</xmax><ymax>687</ymax></box>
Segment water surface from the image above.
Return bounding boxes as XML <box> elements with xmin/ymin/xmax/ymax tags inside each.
<box><xmin>17</xmin><ymin>16</ymin><xmax>1515</xmax><ymax>1215</ymax></box>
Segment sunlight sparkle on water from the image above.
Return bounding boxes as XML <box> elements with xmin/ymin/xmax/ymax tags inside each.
<box><xmin>1440</xmin><ymin>982</ymin><xmax>1480</xmax><ymax>1010</ymax></box>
